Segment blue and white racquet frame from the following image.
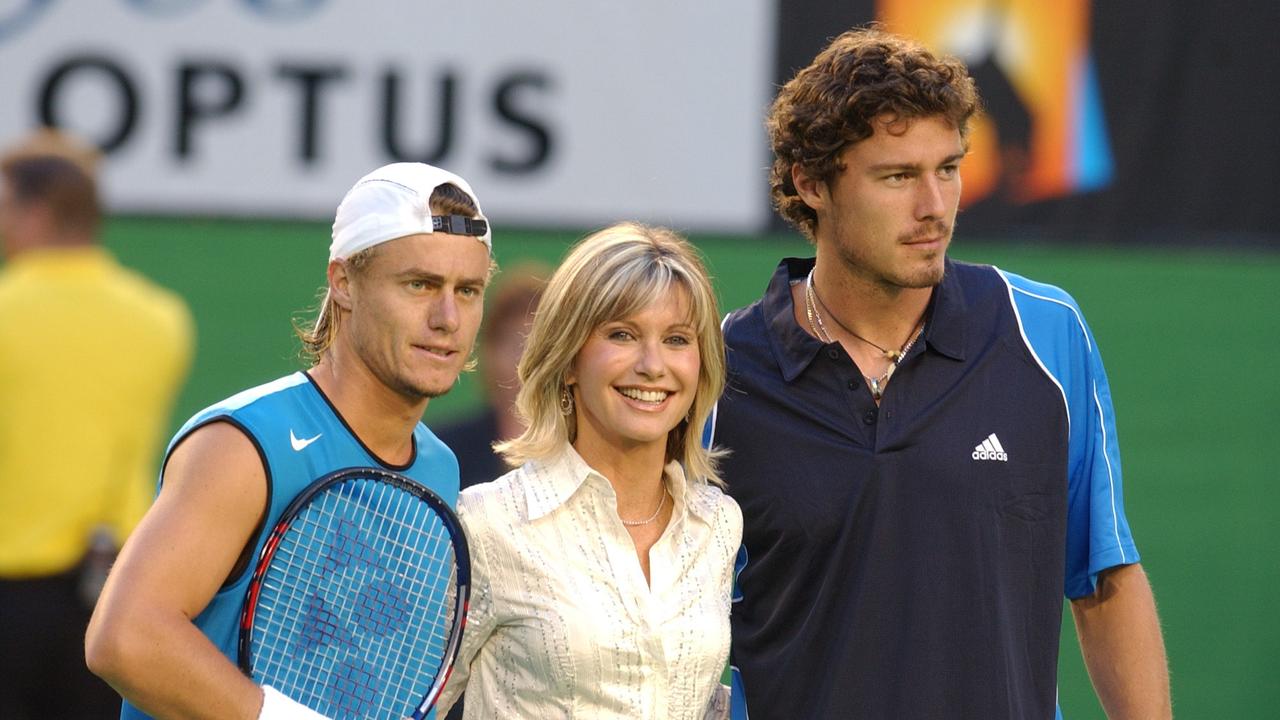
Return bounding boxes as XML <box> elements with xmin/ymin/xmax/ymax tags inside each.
<box><xmin>238</xmin><ymin>467</ymin><xmax>470</xmax><ymax>720</ymax></box>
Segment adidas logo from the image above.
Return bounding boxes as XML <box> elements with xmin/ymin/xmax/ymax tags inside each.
<box><xmin>972</xmin><ymin>433</ymin><xmax>1008</xmax><ymax>462</ymax></box>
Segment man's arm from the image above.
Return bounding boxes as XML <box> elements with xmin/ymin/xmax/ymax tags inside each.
<box><xmin>1069</xmin><ymin>562</ymin><xmax>1171</xmax><ymax>719</ymax></box>
<box><xmin>85</xmin><ymin>421</ymin><xmax>269</xmax><ymax>720</ymax></box>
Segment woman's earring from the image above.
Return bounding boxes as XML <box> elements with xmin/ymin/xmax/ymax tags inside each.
<box><xmin>559</xmin><ymin>385</ymin><xmax>574</xmax><ymax>415</ymax></box>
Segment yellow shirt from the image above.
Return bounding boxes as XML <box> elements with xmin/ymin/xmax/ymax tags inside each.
<box><xmin>0</xmin><ymin>246</ymin><xmax>194</xmax><ymax>577</ymax></box>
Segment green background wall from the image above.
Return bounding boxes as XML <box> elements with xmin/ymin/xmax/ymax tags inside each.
<box><xmin>104</xmin><ymin>217</ymin><xmax>1278</xmax><ymax>718</ymax></box>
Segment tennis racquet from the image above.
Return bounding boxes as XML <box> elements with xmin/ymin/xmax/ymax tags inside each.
<box><xmin>238</xmin><ymin>467</ymin><xmax>470</xmax><ymax>720</ymax></box>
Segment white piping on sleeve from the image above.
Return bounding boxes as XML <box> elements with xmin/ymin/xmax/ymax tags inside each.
<box><xmin>996</xmin><ymin>270</ymin><xmax>1071</xmax><ymax>434</ymax></box>
<box><xmin>1093</xmin><ymin>382</ymin><xmax>1128</xmax><ymax>563</ymax></box>
<box><xmin>1009</xmin><ymin>286</ymin><xmax>1092</xmax><ymax>353</ymax></box>
<box><xmin>998</xmin><ymin>267</ymin><xmax>1129</xmax><ymax>565</ymax></box>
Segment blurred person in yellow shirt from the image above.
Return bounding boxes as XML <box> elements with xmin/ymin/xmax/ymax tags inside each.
<box><xmin>0</xmin><ymin>128</ymin><xmax>194</xmax><ymax>719</ymax></box>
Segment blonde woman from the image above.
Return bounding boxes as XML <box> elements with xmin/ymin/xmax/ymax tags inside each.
<box><xmin>438</xmin><ymin>223</ymin><xmax>740</xmax><ymax>719</ymax></box>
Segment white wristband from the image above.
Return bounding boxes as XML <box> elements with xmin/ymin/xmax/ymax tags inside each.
<box><xmin>258</xmin><ymin>686</ymin><xmax>332</xmax><ymax>720</ymax></box>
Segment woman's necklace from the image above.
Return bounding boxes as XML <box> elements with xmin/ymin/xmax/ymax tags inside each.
<box><xmin>619</xmin><ymin>488</ymin><xmax>669</xmax><ymax>526</ymax></box>
<box><xmin>805</xmin><ymin>267</ymin><xmax>925</xmax><ymax>401</ymax></box>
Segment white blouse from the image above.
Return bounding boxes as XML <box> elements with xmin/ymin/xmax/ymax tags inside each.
<box><xmin>437</xmin><ymin>445</ymin><xmax>742</xmax><ymax>719</ymax></box>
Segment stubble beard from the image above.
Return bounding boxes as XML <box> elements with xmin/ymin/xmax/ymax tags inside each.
<box><xmin>836</xmin><ymin>220</ymin><xmax>952</xmax><ymax>292</ymax></box>
<box><xmin>390</xmin><ymin>356</ymin><xmax>467</xmax><ymax>402</ymax></box>
<box><xmin>391</xmin><ymin>374</ymin><xmax>450</xmax><ymax>402</ymax></box>
<box><xmin>352</xmin><ymin>332</ymin><xmax>460</xmax><ymax>404</ymax></box>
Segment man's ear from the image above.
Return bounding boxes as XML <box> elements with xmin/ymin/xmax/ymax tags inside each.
<box><xmin>328</xmin><ymin>259</ymin><xmax>354</xmax><ymax>311</ymax></box>
<box><xmin>791</xmin><ymin>163</ymin><xmax>828</xmax><ymax>212</ymax></box>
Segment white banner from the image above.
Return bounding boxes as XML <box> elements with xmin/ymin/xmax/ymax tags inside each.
<box><xmin>0</xmin><ymin>0</ymin><xmax>775</xmax><ymax>232</ymax></box>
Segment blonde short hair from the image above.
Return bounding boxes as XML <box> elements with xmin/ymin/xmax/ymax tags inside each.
<box><xmin>496</xmin><ymin>222</ymin><xmax>727</xmax><ymax>486</ymax></box>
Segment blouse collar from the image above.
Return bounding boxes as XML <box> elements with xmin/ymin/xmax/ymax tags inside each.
<box><xmin>522</xmin><ymin>444</ymin><xmax>720</xmax><ymax>524</ymax></box>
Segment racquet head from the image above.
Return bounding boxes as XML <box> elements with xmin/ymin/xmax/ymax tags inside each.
<box><xmin>239</xmin><ymin>467</ymin><xmax>469</xmax><ymax>720</ymax></box>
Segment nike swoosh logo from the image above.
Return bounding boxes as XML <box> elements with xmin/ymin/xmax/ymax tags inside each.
<box><xmin>290</xmin><ymin>430</ymin><xmax>322</xmax><ymax>451</ymax></box>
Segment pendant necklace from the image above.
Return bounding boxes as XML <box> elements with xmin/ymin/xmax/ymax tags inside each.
<box><xmin>805</xmin><ymin>267</ymin><xmax>925</xmax><ymax>401</ymax></box>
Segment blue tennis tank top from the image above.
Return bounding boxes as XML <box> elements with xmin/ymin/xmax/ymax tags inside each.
<box><xmin>120</xmin><ymin>372</ymin><xmax>458</xmax><ymax>720</ymax></box>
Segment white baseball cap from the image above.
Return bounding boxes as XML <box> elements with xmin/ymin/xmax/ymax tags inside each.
<box><xmin>329</xmin><ymin>162</ymin><xmax>491</xmax><ymax>261</ymax></box>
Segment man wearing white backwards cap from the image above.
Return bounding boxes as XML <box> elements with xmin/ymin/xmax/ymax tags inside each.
<box><xmin>86</xmin><ymin>163</ymin><xmax>493</xmax><ymax>720</ymax></box>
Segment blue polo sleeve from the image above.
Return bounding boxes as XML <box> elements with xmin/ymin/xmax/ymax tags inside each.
<box><xmin>1000</xmin><ymin>270</ymin><xmax>1141</xmax><ymax>599</ymax></box>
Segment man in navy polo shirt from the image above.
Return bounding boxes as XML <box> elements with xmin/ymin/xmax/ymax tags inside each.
<box><xmin>709</xmin><ymin>28</ymin><xmax>1170</xmax><ymax>719</ymax></box>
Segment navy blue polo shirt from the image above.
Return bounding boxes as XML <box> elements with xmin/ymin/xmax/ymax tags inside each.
<box><xmin>708</xmin><ymin>257</ymin><xmax>1139</xmax><ymax>719</ymax></box>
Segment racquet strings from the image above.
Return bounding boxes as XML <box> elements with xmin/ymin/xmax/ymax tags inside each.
<box><xmin>250</xmin><ymin>475</ymin><xmax>459</xmax><ymax>719</ymax></box>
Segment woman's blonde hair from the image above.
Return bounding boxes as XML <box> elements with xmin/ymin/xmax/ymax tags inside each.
<box><xmin>495</xmin><ymin>222</ymin><xmax>727</xmax><ymax>486</ymax></box>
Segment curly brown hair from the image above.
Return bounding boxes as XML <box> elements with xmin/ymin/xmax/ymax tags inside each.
<box><xmin>767</xmin><ymin>27</ymin><xmax>979</xmax><ymax>241</ymax></box>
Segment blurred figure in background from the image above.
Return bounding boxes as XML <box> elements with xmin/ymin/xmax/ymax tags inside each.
<box><xmin>435</xmin><ymin>261</ymin><xmax>550</xmax><ymax>490</ymax></box>
<box><xmin>0</xmin><ymin>128</ymin><xmax>194</xmax><ymax>719</ymax></box>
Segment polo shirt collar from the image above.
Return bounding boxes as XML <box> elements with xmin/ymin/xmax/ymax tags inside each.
<box><xmin>762</xmin><ymin>256</ymin><xmax>968</xmax><ymax>380</ymax></box>
<box><xmin>925</xmin><ymin>258</ymin><xmax>967</xmax><ymax>361</ymax></box>
<box><xmin>522</xmin><ymin>444</ymin><xmax>716</xmax><ymax>523</ymax></box>
<box><xmin>762</xmin><ymin>257</ymin><xmax>826</xmax><ymax>382</ymax></box>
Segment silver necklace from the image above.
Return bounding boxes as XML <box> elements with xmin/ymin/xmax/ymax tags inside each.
<box><xmin>620</xmin><ymin>488</ymin><xmax>668</xmax><ymax>526</ymax></box>
<box><xmin>804</xmin><ymin>269</ymin><xmax>831</xmax><ymax>342</ymax></box>
<box><xmin>805</xmin><ymin>267</ymin><xmax>925</xmax><ymax>401</ymax></box>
